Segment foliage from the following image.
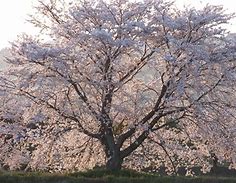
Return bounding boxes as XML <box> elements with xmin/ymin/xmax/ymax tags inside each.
<box><xmin>0</xmin><ymin>0</ymin><xmax>236</xmax><ymax>173</ymax></box>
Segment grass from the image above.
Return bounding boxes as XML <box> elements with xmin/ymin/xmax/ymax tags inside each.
<box><xmin>0</xmin><ymin>169</ymin><xmax>235</xmax><ymax>183</ymax></box>
<box><xmin>67</xmin><ymin>168</ymin><xmax>150</xmax><ymax>178</ymax></box>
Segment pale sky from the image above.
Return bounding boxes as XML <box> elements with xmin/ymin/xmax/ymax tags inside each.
<box><xmin>0</xmin><ymin>0</ymin><xmax>236</xmax><ymax>49</ymax></box>
<box><xmin>0</xmin><ymin>0</ymin><xmax>36</xmax><ymax>49</ymax></box>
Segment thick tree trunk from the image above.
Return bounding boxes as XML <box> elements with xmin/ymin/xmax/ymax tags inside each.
<box><xmin>99</xmin><ymin>121</ymin><xmax>123</xmax><ymax>171</ymax></box>
<box><xmin>106</xmin><ymin>153</ymin><xmax>123</xmax><ymax>171</ymax></box>
<box><xmin>100</xmin><ymin>136</ymin><xmax>123</xmax><ymax>171</ymax></box>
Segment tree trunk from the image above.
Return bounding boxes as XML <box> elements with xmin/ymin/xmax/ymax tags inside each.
<box><xmin>106</xmin><ymin>153</ymin><xmax>123</xmax><ymax>171</ymax></box>
<box><xmin>99</xmin><ymin>123</ymin><xmax>123</xmax><ymax>171</ymax></box>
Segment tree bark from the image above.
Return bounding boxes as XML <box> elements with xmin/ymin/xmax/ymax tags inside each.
<box><xmin>106</xmin><ymin>152</ymin><xmax>123</xmax><ymax>171</ymax></box>
<box><xmin>99</xmin><ymin>128</ymin><xmax>123</xmax><ymax>171</ymax></box>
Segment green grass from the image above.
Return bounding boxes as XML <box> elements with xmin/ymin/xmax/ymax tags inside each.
<box><xmin>67</xmin><ymin>168</ymin><xmax>151</xmax><ymax>178</ymax></box>
<box><xmin>0</xmin><ymin>169</ymin><xmax>235</xmax><ymax>183</ymax></box>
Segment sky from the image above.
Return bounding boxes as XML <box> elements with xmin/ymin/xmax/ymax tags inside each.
<box><xmin>0</xmin><ymin>0</ymin><xmax>236</xmax><ymax>49</ymax></box>
<box><xmin>0</xmin><ymin>0</ymin><xmax>36</xmax><ymax>49</ymax></box>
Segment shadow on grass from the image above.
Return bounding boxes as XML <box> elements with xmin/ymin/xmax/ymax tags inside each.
<box><xmin>0</xmin><ymin>169</ymin><xmax>236</xmax><ymax>183</ymax></box>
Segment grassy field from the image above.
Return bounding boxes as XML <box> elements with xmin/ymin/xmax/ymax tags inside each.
<box><xmin>0</xmin><ymin>169</ymin><xmax>235</xmax><ymax>183</ymax></box>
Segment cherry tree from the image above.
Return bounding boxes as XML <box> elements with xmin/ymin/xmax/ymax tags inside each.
<box><xmin>1</xmin><ymin>0</ymin><xmax>236</xmax><ymax>172</ymax></box>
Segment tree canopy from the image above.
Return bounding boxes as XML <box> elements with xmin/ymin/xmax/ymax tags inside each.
<box><xmin>0</xmin><ymin>0</ymin><xmax>236</xmax><ymax>173</ymax></box>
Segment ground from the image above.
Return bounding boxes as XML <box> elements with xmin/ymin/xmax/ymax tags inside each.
<box><xmin>0</xmin><ymin>169</ymin><xmax>236</xmax><ymax>183</ymax></box>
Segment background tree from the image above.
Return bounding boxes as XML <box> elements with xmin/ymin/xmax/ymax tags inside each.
<box><xmin>0</xmin><ymin>0</ymin><xmax>236</xmax><ymax>172</ymax></box>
